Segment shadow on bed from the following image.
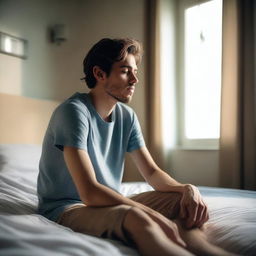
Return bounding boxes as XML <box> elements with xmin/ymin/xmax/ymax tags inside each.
<box><xmin>0</xmin><ymin>201</ymin><xmax>37</xmax><ymax>215</ymax></box>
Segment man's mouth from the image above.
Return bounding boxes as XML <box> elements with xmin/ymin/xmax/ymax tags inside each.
<box><xmin>127</xmin><ymin>86</ymin><xmax>135</xmax><ymax>94</ymax></box>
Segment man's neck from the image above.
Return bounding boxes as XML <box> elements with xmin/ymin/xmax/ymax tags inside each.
<box><xmin>89</xmin><ymin>89</ymin><xmax>116</xmax><ymax>122</ymax></box>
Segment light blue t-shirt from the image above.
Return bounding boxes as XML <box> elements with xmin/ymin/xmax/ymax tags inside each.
<box><xmin>37</xmin><ymin>92</ymin><xmax>145</xmax><ymax>221</ymax></box>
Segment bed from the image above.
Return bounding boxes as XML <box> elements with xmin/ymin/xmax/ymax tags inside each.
<box><xmin>0</xmin><ymin>93</ymin><xmax>256</xmax><ymax>256</ymax></box>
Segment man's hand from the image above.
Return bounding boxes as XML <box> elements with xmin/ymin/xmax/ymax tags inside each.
<box><xmin>179</xmin><ymin>184</ymin><xmax>209</xmax><ymax>229</ymax></box>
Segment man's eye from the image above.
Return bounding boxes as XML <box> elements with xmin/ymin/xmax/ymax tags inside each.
<box><xmin>122</xmin><ymin>70</ymin><xmax>129</xmax><ymax>74</ymax></box>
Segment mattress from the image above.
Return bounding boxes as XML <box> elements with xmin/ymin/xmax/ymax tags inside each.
<box><xmin>0</xmin><ymin>144</ymin><xmax>255</xmax><ymax>256</ymax></box>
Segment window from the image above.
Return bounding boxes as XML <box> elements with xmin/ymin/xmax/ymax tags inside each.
<box><xmin>178</xmin><ymin>0</ymin><xmax>223</xmax><ymax>149</ymax></box>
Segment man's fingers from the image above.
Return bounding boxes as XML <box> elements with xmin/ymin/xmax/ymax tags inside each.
<box><xmin>194</xmin><ymin>202</ymin><xmax>205</xmax><ymax>226</ymax></box>
<box><xmin>198</xmin><ymin>204</ymin><xmax>209</xmax><ymax>227</ymax></box>
<box><xmin>191</xmin><ymin>201</ymin><xmax>209</xmax><ymax>228</ymax></box>
<box><xmin>179</xmin><ymin>203</ymin><xmax>187</xmax><ymax>219</ymax></box>
<box><xmin>186</xmin><ymin>201</ymin><xmax>198</xmax><ymax>228</ymax></box>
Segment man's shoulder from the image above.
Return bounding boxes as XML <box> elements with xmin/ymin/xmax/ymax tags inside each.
<box><xmin>53</xmin><ymin>93</ymin><xmax>91</xmax><ymax>120</ymax></box>
<box><xmin>115</xmin><ymin>103</ymin><xmax>140</xmax><ymax>128</ymax></box>
<box><xmin>116</xmin><ymin>102</ymin><xmax>135</xmax><ymax>116</ymax></box>
<box><xmin>58</xmin><ymin>93</ymin><xmax>89</xmax><ymax>110</ymax></box>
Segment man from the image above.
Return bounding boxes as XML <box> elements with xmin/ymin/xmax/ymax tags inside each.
<box><xmin>37</xmin><ymin>38</ymin><xmax>234</xmax><ymax>256</ymax></box>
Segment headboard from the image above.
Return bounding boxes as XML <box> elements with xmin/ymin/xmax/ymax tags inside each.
<box><xmin>0</xmin><ymin>93</ymin><xmax>59</xmax><ymax>144</ymax></box>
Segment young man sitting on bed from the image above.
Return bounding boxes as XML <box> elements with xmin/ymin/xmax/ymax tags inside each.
<box><xmin>37</xmin><ymin>38</ymin><xmax>235</xmax><ymax>256</ymax></box>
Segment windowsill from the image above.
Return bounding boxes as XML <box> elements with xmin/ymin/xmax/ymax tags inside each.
<box><xmin>174</xmin><ymin>145</ymin><xmax>219</xmax><ymax>151</ymax></box>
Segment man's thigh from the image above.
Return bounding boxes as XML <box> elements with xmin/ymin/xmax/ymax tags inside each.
<box><xmin>58</xmin><ymin>204</ymin><xmax>132</xmax><ymax>243</ymax></box>
<box><xmin>130</xmin><ymin>191</ymin><xmax>182</xmax><ymax>219</ymax></box>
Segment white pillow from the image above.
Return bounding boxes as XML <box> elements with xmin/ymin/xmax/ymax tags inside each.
<box><xmin>0</xmin><ymin>144</ymin><xmax>42</xmax><ymax>171</ymax></box>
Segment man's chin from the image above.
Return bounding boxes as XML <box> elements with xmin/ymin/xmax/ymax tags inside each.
<box><xmin>119</xmin><ymin>96</ymin><xmax>132</xmax><ymax>104</ymax></box>
<box><xmin>110</xmin><ymin>93</ymin><xmax>132</xmax><ymax>104</ymax></box>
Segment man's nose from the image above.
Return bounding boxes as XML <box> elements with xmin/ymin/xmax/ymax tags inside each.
<box><xmin>130</xmin><ymin>73</ymin><xmax>139</xmax><ymax>85</ymax></box>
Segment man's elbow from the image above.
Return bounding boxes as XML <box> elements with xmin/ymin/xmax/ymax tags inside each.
<box><xmin>79</xmin><ymin>182</ymin><xmax>102</xmax><ymax>206</ymax></box>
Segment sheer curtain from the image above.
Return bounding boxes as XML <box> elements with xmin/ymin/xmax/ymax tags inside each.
<box><xmin>219</xmin><ymin>0</ymin><xmax>256</xmax><ymax>189</ymax></box>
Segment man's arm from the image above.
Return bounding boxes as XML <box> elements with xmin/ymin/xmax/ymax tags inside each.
<box><xmin>130</xmin><ymin>147</ymin><xmax>209</xmax><ymax>228</ymax></box>
<box><xmin>63</xmin><ymin>146</ymin><xmax>186</xmax><ymax>247</ymax></box>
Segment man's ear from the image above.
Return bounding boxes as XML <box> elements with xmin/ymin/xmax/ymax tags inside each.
<box><xmin>93</xmin><ymin>66</ymin><xmax>106</xmax><ymax>82</ymax></box>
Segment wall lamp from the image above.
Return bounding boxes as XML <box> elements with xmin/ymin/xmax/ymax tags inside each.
<box><xmin>50</xmin><ymin>24</ymin><xmax>67</xmax><ymax>45</ymax></box>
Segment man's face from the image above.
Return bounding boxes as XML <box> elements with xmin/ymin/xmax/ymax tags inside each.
<box><xmin>104</xmin><ymin>54</ymin><xmax>139</xmax><ymax>104</ymax></box>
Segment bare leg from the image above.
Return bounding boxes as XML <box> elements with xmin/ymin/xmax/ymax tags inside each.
<box><xmin>123</xmin><ymin>207</ymin><xmax>195</xmax><ymax>256</ymax></box>
<box><xmin>130</xmin><ymin>191</ymin><xmax>238</xmax><ymax>256</ymax></box>
<box><xmin>175</xmin><ymin>221</ymin><xmax>238</xmax><ymax>256</ymax></box>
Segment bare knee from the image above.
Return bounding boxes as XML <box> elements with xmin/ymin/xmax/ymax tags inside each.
<box><xmin>123</xmin><ymin>207</ymin><xmax>157</xmax><ymax>235</ymax></box>
<box><xmin>175</xmin><ymin>219</ymin><xmax>207</xmax><ymax>240</ymax></box>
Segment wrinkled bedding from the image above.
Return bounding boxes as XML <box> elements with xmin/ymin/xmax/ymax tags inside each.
<box><xmin>0</xmin><ymin>144</ymin><xmax>255</xmax><ymax>256</ymax></box>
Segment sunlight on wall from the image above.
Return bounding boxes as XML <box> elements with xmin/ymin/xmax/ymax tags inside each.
<box><xmin>0</xmin><ymin>54</ymin><xmax>22</xmax><ymax>95</ymax></box>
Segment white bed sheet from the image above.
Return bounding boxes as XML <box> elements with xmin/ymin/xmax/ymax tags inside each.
<box><xmin>0</xmin><ymin>145</ymin><xmax>138</xmax><ymax>256</ymax></box>
<box><xmin>0</xmin><ymin>144</ymin><xmax>256</xmax><ymax>256</ymax></box>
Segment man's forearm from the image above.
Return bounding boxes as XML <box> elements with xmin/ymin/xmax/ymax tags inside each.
<box><xmin>82</xmin><ymin>182</ymin><xmax>161</xmax><ymax>218</ymax></box>
<box><xmin>146</xmin><ymin>168</ymin><xmax>186</xmax><ymax>193</ymax></box>
<box><xmin>82</xmin><ymin>182</ymin><xmax>135</xmax><ymax>206</ymax></box>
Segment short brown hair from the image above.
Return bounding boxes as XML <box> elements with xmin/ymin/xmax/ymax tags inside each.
<box><xmin>82</xmin><ymin>38</ymin><xmax>142</xmax><ymax>88</ymax></box>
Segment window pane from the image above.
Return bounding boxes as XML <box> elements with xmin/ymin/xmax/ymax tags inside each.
<box><xmin>184</xmin><ymin>0</ymin><xmax>222</xmax><ymax>139</ymax></box>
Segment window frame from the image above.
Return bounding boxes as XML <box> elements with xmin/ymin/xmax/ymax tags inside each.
<box><xmin>176</xmin><ymin>0</ymin><xmax>222</xmax><ymax>150</ymax></box>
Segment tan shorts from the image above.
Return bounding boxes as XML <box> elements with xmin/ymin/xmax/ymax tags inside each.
<box><xmin>57</xmin><ymin>191</ymin><xmax>181</xmax><ymax>245</ymax></box>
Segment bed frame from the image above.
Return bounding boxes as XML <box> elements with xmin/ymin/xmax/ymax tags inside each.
<box><xmin>0</xmin><ymin>93</ymin><xmax>59</xmax><ymax>144</ymax></box>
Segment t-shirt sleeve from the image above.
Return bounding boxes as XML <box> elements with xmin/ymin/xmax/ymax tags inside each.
<box><xmin>51</xmin><ymin>102</ymin><xmax>89</xmax><ymax>151</ymax></box>
<box><xmin>127</xmin><ymin>112</ymin><xmax>145</xmax><ymax>152</ymax></box>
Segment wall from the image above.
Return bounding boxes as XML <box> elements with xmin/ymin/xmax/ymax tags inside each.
<box><xmin>0</xmin><ymin>0</ymin><xmax>222</xmax><ymax>186</ymax></box>
<box><xmin>0</xmin><ymin>0</ymin><xmax>146</xmax><ymax>181</ymax></box>
<box><xmin>168</xmin><ymin>149</ymin><xmax>219</xmax><ymax>186</ymax></box>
